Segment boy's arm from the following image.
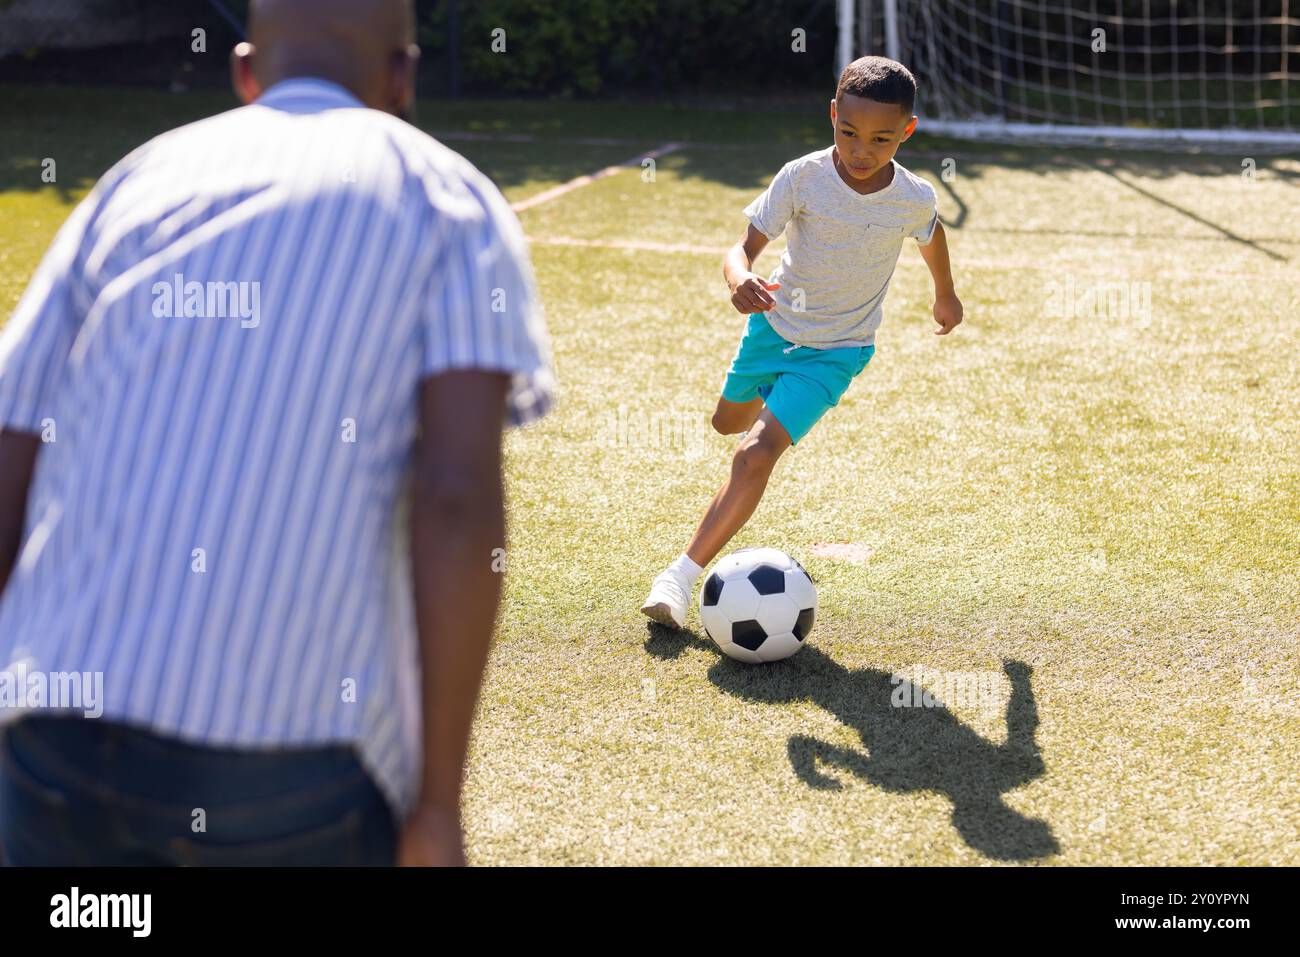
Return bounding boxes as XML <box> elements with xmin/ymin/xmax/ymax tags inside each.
<box><xmin>723</xmin><ymin>224</ymin><xmax>780</xmax><ymax>314</ymax></box>
<box><xmin>917</xmin><ymin>221</ymin><xmax>963</xmax><ymax>336</ymax></box>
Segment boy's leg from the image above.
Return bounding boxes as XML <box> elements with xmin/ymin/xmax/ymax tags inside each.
<box><xmin>641</xmin><ymin>409</ymin><xmax>791</xmax><ymax>629</ymax></box>
<box><xmin>643</xmin><ymin>314</ymin><xmax>832</xmax><ymax>630</ymax></box>
<box><xmin>686</xmin><ymin>408</ymin><xmax>792</xmax><ymax>568</ymax></box>
<box><xmin>711</xmin><ymin>396</ymin><xmax>764</xmax><ymax>435</ymax></box>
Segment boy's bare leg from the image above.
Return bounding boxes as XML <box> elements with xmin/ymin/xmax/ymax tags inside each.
<box><xmin>710</xmin><ymin>396</ymin><xmax>764</xmax><ymax>435</ymax></box>
<box><xmin>640</xmin><ymin>398</ymin><xmax>790</xmax><ymax>629</ymax></box>
<box><xmin>642</xmin><ymin>403</ymin><xmax>790</xmax><ymax>629</ymax></box>
<box><xmin>686</xmin><ymin>406</ymin><xmax>792</xmax><ymax>568</ymax></box>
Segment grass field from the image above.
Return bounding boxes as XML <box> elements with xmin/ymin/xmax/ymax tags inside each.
<box><xmin>2</xmin><ymin>85</ymin><xmax>1297</xmax><ymax>865</ymax></box>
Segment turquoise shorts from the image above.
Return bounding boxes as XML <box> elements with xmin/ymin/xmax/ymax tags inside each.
<box><xmin>721</xmin><ymin>312</ymin><xmax>875</xmax><ymax>445</ymax></box>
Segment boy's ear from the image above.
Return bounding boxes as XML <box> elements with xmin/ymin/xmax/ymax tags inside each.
<box><xmin>901</xmin><ymin>115</ymin><xmax>919</xmax><ymax>140</ymax></box>
<box><xmin>829</xmin><ymin>97</ymin><xmax>838</xmax><ymax>123</ymax></box>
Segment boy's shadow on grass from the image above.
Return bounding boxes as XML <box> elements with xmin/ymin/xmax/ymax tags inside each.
<box><xmin>645</xmin><ymin>623</ymin><xmax>1058</xmax><ymax>862</ymax></box>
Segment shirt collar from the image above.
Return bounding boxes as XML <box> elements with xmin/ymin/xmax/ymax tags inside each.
<box><xmin>255</xmin><ymin>77</ymin><xmax>366</xmax><ymax>113</ymax></box>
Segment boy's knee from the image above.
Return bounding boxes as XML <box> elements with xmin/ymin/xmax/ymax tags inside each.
<box><xmin>713</xmin><ymin>398</ymin><xmax>763</xmax><ymax>435</ymax></box>
<box><xmin>712</xmin><ymin>404</ymin><xmax>754</xmax><ymax>435</ymax></box>
<box><xmin>732</xmin><ymin>435</ymin><xmax>782</xmax><ymax>475</ymax></box>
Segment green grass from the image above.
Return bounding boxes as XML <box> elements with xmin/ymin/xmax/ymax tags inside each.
<box><xmin>3</xmin><ymin>85</ymin><xmax>1298</xmax><ymax>865</ymax></box>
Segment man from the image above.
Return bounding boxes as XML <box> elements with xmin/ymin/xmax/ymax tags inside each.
<box><xmin>0</xmin><ymin>0</ymin><xmax>553</xmax><ymax>866</ymax></box>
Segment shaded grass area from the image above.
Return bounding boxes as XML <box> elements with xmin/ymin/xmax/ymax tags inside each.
<box><xmin>2</xmin><ymin>87</ymin><xmax>1297</xmax><ymax>865</ymax></box>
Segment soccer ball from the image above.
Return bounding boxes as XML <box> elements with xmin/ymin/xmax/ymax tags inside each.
<box><xmin>699</xmin><ymin>547</ymin><xmax>817</xmax><ymax>663</ymax></box>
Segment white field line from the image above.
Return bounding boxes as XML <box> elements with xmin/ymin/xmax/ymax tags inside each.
<box><xmin>509</xmin><ymin>142</ymin><xmax>684</xmax><ymax>212</ymax></box>
<box><xmin>435</xmin><ymin>131</ymin><xmax>645</xmax><ymax>147</ymax></box>
<box><xmin>483</xmin><ymin>131</ymin><xmax>1288</xmax><ymax>277</ymax></box>
<box><xmin>431</xmin><ymin>130</ymin><xmax>1087</xmax><ymax>164</ymax></box>
<box><xmin>475</xmin><ymin>129</ymin><xmax>1294</xmax><ymax>249</ymax></box>
<box><xmin>522</xmin><ymin>234</ymin><xmax>1283</xmax><ymax>280</ymax></box>
<box><xmin>525</xmin><ymin>235</ymin><xmax>731</xmax><ymax>255</ymax></box>
<box><xmin>435</xmin><ymin>131</ymin><xmax>1300</xmax><ymax>175</ymax></box>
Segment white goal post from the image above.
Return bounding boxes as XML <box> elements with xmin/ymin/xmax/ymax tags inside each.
<box><xmin>839</xmin><ymin>0</ymin><xmax>1300</xmax><ymax>150</ymax></box>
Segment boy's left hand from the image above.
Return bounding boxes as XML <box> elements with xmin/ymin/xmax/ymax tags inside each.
<box><xmin>933</xmin><ymin>292</ymin><xmax>964</xmax><ymax>335</ymax></box>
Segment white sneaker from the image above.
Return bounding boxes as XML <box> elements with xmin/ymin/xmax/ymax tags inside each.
<box><xmin>640</xmin><ymin>568</ymin><xmax>692</xmax><ymax>629</ymax></box>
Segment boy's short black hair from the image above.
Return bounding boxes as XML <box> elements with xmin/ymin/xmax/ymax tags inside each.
<box><xmin>836</xmin><ymin>56</ymin><xmax>916</xmax><ymax>114</ymax></box>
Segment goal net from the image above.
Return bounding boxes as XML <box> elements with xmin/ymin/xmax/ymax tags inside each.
<box><xmin>855</xmin><ymin>0</ymin><xmax>1300</xmax><ymax>150</ymax></box>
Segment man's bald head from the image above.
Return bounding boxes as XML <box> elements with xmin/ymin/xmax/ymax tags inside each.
<box><xmin>232</xmin><ymin>0</ymin><xmax>418</xmax><ymax>115</ymax></box>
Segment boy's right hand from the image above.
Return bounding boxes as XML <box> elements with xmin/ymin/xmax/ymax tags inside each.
<box><xmin>729</xmin><ymin>274</ymin><xmax>781</xmax><ymax>314</ymax></box>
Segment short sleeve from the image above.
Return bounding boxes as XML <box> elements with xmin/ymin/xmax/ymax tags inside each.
<box><xmin>420</xmin><ymin>174</ymin><xmax>555</xmax><ymax>429</ymax></box>
<box><xmin>910</xmin><ymin>183</ymin><xmax>940</xmax><ymax>246</ymax></box>
<box><xmin>0</xmin><ymin>194</ymin><xmax>95</xmax><ymax>434</ymax></box>
<box><xmin>742</xmin><ymin>162</ymin><xmax>796</xmax><ymax>241</ymax></box>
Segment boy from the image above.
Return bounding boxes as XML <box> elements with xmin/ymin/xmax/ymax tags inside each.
<box><xmin>641</xmin><ymin>56</ymin><xmax>963</xmax><ymax>629</ymax></box>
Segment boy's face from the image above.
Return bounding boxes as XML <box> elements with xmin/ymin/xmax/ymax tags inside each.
<box><xmin>829</xmin><ymin>93</ymin><xmax>918</xmax><ymax>181</ymax></box>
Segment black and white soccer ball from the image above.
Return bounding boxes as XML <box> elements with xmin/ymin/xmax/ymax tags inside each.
<box><xmin>699</xmin><ymin>547</ymin><xmax>817</xmax><ymax>663</ymax></box>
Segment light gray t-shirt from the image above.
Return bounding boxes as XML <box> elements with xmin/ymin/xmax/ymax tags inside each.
<box><xmin>743</xmin><ymin>147</ymin><xmax>939</xmax><ymax>349</ymax></box>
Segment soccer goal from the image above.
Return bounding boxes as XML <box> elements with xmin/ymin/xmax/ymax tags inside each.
<box><xmin>840</xmin><ymin>0</ymin><xmax>1300</xmax><ymax>150</ymax></box>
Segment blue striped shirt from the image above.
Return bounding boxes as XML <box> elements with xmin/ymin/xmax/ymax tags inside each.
<box><xmin>0</xmin><ymin>78</ymin><xmax>554</xmax><ymax>819</ymax></box>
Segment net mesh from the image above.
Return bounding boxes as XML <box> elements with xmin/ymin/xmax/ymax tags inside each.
<box><xmin>860</xmin><ymin>0</ymin><xmax>1300</xmax><ymax>144</ymax></box>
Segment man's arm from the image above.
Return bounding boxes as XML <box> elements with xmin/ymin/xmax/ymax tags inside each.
<box><xmin>723</xmin><ymin>224</ymin><xmax>780</xmax><ymax>314</ymax></box>
<box><xmin>917</xmin><ymin>220</ymin><xmax>963</xmax><ymax>335</ymax></box>
<box><xmin>403</xmin><ymin>370</ymin><xmax>510</xmax><ymax>866</ymax></box>
<box><xmin>0</xmin><ymin>429</ymin><xmax>39</xmax><ymax>596</ymax></box>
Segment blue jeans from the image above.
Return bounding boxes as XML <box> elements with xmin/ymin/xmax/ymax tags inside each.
<box><xmin>0</xmin><ymin>716</ymin><xmax>396</xmax><ymax>866</ymax></box>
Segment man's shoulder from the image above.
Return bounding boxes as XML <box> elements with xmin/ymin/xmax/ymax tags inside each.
<box><xmin>351</xmin><ymin>113</ymin><xmax>512</xmax><ymax>219</ymax></box>
<box><xmin>146</xmin><ymin>103</ymin><xmax>486</xmax><ymax>177</ymax></box>
<box><xmin>157</xmin><ymin>104</ymin><xmax>505</xmax><ymax>215</ymax></box>
<box><xmin>363</xmin><ymin>112</ymin><xmax>479</xmax><ymax>174</ymax></box>
<box><xmin>102</xmin><ymin>107</ymin><xmax>241</xmax><ymax>175</ymax></box>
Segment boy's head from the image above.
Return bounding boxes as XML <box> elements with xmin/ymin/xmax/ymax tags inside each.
<box><xmin>830</xmin><ymin>56</ymin><xmax>919</xmax><ymax>182</ymax></box>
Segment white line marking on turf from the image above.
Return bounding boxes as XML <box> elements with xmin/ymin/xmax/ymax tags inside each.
<box><xmin>436</xmin><ymin>131</ymin><xmax>643</xmax><ymax>147</ymax></box>
<box><xmin>432</xmin><ymin>130</ymin><xmax>1090</xmax><ymax>163</ymax></box>
<box><xmin>436</xmin><ymin>131</ymin><xmax>1300</xmax><ymax>168</ymax></box>
<box><xmin>509</xmin><ymin>142</ymin><xmax>684</xmax><ymax>212</ymax></box>
<box><xmin>526</xmin><ymin>235</ymin><xmax>731</xmax><ymax>255</ymax></box>
<box><xmin>523</xmin><ymin>235</ymin><xmax>1284</xmax><ymax>279</ymax></box>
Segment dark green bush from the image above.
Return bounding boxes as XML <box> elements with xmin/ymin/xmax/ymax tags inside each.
<box><xmin>418</xmin><ymin>0</ymin><xmax>838</xmax><ymax>97</ymax></box>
